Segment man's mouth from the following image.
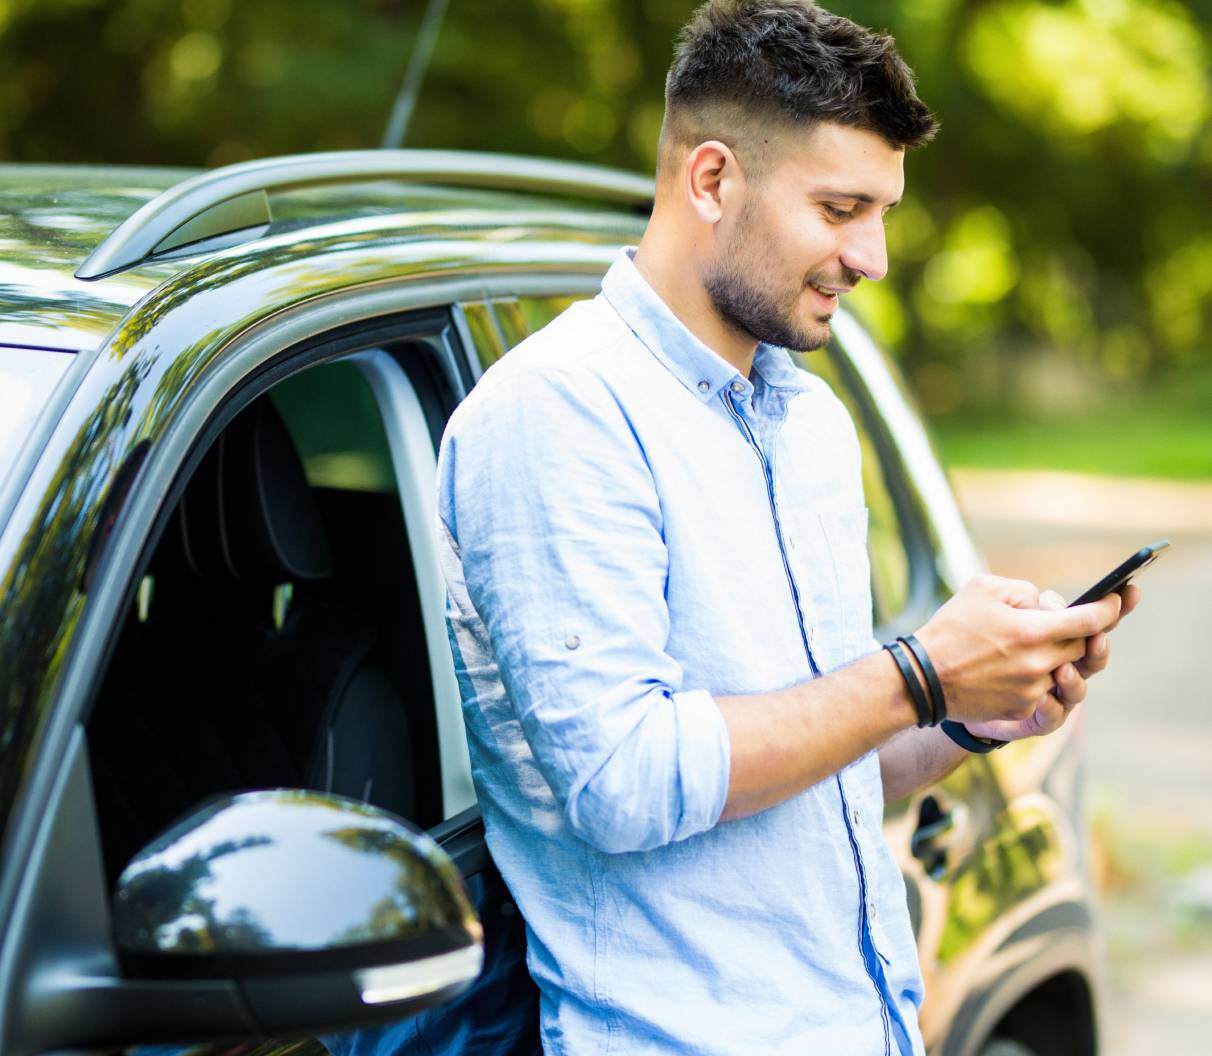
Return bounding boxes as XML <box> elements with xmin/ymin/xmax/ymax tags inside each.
<box><xmin>806</xmin><ymin>281</ymin><xmax>844</xmax><ymax>309</ymax></box>
<box><xmin>807</xmin><ymin>281</ymin><xmax>852</xmax><ymax>300</ymax></box>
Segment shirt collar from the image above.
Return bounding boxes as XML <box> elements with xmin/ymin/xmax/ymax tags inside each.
<box><xmin>600</xmin><ymin>247</ymin><xmax>811</xmax><ymax>405</ymax></box>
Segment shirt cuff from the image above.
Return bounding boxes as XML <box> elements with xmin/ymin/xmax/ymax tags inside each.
<box><xmin>671</xmin><ymin>688</ymin><xmax>731</xmax><ymax>842</ymax></box>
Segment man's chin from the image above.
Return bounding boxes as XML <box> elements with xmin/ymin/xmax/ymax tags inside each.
<box><xmin>791</xmin><ymin>318</ymin><xmax>832</xmax><ymax>352</ymax></box>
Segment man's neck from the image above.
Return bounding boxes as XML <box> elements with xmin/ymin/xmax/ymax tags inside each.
<box><xmin>633</xmin><ymin>235</ymin><xmax>757</xmax><ymax>380</ymax></box>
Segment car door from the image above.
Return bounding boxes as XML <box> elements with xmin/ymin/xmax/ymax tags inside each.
<box><xmin>0</xmin><ymin>295</ymin><xmax>496</xmax><ymax>1056</ymax></box>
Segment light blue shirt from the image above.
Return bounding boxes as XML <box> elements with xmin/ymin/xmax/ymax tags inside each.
<box><xmin>435</xmin><ymin>247</ymin><xmax>926</xmax><ymax>1055</ymax></box>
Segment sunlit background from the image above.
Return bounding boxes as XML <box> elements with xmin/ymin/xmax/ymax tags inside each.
<box><xmin>4</xmin><ymin>0</ymin><xmax>1210</xmax><ymax>464</ymax></box>
<box><xmin>3</xmin><ymin>0</ymin><xmax>1209</xmax><ymax>1051</ymax></box>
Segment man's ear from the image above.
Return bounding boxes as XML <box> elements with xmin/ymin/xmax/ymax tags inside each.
<box><xmin>684</xmin><ymin>140</ymin><xmax>743</xmax><ymax>225</ymax></box>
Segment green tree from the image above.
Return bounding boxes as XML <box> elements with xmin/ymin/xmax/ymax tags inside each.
<box><xmin>2</xmin><ymin>0</ymin><xmax>1208</xmax><ymax>416</ymax></box>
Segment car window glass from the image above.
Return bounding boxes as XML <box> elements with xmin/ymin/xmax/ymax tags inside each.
<box><xmin>270</xmin><ymin>361</ymin><xmax>395</xmax><ymax>492</ymax></box>
<box><xmin>517</xmin><ymin>294</ymin><xmax>583</xmax><ymax>334</ymax></box>
<box><xmin>458</xmin><ymin>301</ymin><xmax>506</xmax><ymax>374</ymax></box>
<box><xmin>86</xmin><ymin>354</ymin><xmax>443</xmax><ymax>898</ymax></box>
<box><xmin>459</xmin><ymin>292</ymin><xmax>589</xmax><ymax>376</ymax></box>
<box><xmin>794</xmin><ymin>345</ymin><xmax>911</xmax><ymax>627</ymax></box>
<box><xmin>492</xmin><ymin>298</ymin><xmax>529</xmax><ymax>349</ymax></box>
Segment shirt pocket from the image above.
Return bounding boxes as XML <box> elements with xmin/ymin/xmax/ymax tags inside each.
<box><xmin>816</xmin><ymin>507</ymin><xmax>874</xmax><ymax>667</ymax></box>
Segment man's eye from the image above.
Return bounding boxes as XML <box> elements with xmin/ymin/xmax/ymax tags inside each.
<box><xmin>823</xmin><ymin>204</ymin><xmax>854</xmax><ymax>220</ymax></box>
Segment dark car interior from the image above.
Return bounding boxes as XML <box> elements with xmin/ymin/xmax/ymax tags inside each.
<box><xmin>86</xmin><ymin>358</ymin><xmax>440</xmax><ymax>890</ymax></box>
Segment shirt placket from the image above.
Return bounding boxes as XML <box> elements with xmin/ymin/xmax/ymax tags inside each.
<box><xmin>719</xmin><ymin>383</ymin><xmax>821</xmax><ymax>679</ymax></box>
<box><xmin>838</xmin><ymin>774</ymin><xmax>898</xmax><ymax>1055</ymax></box>
<box><xmin>851</xmin><ymin>777</ymin><xmax>925</xmax><ymax>1055</ymax></box>
<box><xmin>724</xmin><ymin>381</ymin><xmax>895</xmax><ymax>1056</ymax></box>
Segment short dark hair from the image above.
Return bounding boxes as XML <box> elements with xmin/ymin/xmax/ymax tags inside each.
<box><xmin>661</xmin><ymin>0</ymin><xmax>938</xmax><ymax>177</ymax></box>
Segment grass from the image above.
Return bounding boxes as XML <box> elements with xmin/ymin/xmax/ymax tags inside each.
<box><xmin>928</xmin><ymin>369</ymin><xmax>1212</xmax><ymax>481</ymax></box>
<box><xmin>932</xmin><ymin>414</ymin><xmax>1212</xmax><ymax>480</ymax></box>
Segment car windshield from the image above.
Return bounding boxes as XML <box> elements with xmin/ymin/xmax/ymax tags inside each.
<box><xmin>0</xmin><ymin>346</ymin><xmax>74</xmax><ymax>500</ymax></box>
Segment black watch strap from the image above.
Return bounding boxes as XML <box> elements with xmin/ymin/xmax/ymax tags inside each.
<box><xmin>940</xmin><ymin>719</ymin><xmax>1007</xmax><ymax>754</ymax></box>
<box><xmin>883</xmin><ymin>641</ymin><xmax>933</xmax><ymax>728</ymax></box>
<box><xmin>897</xmin><ymin>634</ymin><xmax>946</xmax><ymax>724</ymax></box>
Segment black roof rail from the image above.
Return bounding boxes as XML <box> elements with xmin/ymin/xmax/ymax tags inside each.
<box><xmin>75</xmin><ymin>149</ymin><xmax>655</xmax><ymax>281</ymax></box>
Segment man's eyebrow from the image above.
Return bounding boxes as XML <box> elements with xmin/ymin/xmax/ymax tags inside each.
<box><xmin>815</xmin><ymin>189</ymin><xmax>902</xmax><ymax>209</ymax></box>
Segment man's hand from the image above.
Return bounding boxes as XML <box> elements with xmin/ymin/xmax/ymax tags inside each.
<box><xmin>912</xmin><ymin>574</ymin><xmax>1134</xmax><ymax>739</ymax></box>
<box><xmin>962</xmin><ymin>582</ymin><xmax>1141</xmax><ymax>743</ymax></box>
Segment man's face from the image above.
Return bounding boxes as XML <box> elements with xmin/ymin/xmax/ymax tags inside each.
<box><xmin>702</xmin><ymin>121</ymin><xmax>905</xmax><ymax>352</ymax></box>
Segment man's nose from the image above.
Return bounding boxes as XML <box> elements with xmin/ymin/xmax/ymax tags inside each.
<box><xmin>839</xmin><ymin>215</ymin><xmax>889</xmax><ymax>282</ymax></box>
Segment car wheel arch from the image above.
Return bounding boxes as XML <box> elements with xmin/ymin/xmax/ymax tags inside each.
<box><xmin>939</xmin><ymin>938</ymin><xmax>1100</xmax><ymax>1056</ymax></box>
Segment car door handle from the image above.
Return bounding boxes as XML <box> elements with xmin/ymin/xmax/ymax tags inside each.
<box><xmin>911</xmin><ymin>794</ymin><xmax>964</xmax><ymax>880</ymax></box>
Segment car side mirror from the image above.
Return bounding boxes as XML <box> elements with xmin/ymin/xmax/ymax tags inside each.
<box><xmin>109</xmin><ymin>789</ymin><xmax>483</xmax><ymax>1040</ymax></box>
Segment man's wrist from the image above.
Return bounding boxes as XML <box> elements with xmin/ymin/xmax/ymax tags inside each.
<box><xmin>881</xmin><ymin>634</ymin><xmax>955</xmax><ymax>729</ymax></box>
<box><xmin>876</xmin><ymin>645</ymin><xmax>930</xmax><ymax>734</ymax></box>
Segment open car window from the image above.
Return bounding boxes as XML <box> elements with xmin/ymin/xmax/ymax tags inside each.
<box><xmin>85</xmin><ymin>353</ymin><xmax>446</xmax><ymax>893</ymax></box>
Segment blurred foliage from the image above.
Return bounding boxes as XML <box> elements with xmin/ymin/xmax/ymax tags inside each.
<box><xmin>1</xmin><ymin>0</ymin><xmax>1209</xmax><ymax>420</ymax></box>
<box><xmin>933</xmin><ymin>403</ymin><xmax>1212</xmax><ymax>477</ymax></box>
<box><xmin>1089</xmin><ymin>792</ymin><xmax>1212</xmax><ymax>983</ymax></box>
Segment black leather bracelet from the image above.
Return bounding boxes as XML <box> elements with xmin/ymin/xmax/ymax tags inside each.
<box><xmin>883</xmin><ymin>641</ymin><xmax>933</xmax><ymax>728</ymax></box>
<box><xmin>941</xmin><ymin>719</ymin><xmax>1007</xmax><ymax>754</ymax></box>
<box><xmin>896</xmin><ymin>634</ymin><xmax>946</xmax><ymax>725</ymax></box>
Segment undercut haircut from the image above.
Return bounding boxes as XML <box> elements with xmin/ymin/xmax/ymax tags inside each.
<box><xmin>660</xmin><ymin>0</ymin><xmax>938</xmax><ymax>180</ymax></box>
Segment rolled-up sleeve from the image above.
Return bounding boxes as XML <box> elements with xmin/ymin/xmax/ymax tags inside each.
<box><xmin>436</xmin><ymin>366</ymin><xmax>730</xmax><ymax>854</ymax></box>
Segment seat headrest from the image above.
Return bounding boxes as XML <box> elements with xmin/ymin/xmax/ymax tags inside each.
<box><xmin>168</xmin><ymin>397</ymin><xmax>333</xmax><ymax>586</ymax></box>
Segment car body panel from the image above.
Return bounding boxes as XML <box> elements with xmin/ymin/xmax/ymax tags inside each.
<box><xmin>0</xmin><ymin>166</ymin><xmax>190</xmax><ymax>351</ymax></box>
<box><xmin>0</xmin><ymin>347</ymin><xmax>75</xmax><ymax>495</ymax></box>
<box><xmin>0</xmin><ymin>165</ymin><xmax>644</xmax><ymax>352</ymax></box>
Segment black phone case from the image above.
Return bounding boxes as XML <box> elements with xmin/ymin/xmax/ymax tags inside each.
<box><xmin>1067</xmin><ymin>540</ymin><xmax>1169</xmax><ymax>608</ymax></box>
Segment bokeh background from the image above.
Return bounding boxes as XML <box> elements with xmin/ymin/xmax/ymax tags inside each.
<box><xmin>3</xmin><ymin>0</ymin><xmax>1209</xmax><ymax>1050</ymax></box>
<box><xmin>4</xmin><ymin>0</ymin><xmax>1211</xmax><ymax>467</ymax></box>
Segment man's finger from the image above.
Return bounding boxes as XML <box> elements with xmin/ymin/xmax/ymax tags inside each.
<box><xmin>1039</xmin><ymin>589</ymin><xmax>1066</xmax><ymax>611</ymax></box>
<box><xmin>1032</xmin><ymin>690</ymin><xmax>1069</xmax><ymax>734</ymax></box>
<box><xmin>1106</xmin><ymin>584</ymin><xmax>1142</xmax><ymax>631</ymax></box>
<box><xmin>1121</xmin><ymin>583</ymin><xmax>1142</xmax><ymax>610</ymax></box>
<box><xmin>996</xmin><ymin>576</ymin><xmax>1042</xmax><ymax>609</ymax></box>
<box><xmin>1027</xmin><ymin>592</ymin><xmax>1122</xmax><ymax>641</ymax></box>
<box><xmin>1052</xmin><ymin>661</ymin><xmax>1087</xmax><ymax>707</ymax></box>
<box><xmin>1074</xmin><ymin>633</ymin><xmax>1109</xmax><ymax>678</ymax></box>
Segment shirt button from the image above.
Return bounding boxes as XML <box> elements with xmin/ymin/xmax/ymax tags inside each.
<box><xmin>697</xmin><ymin>379</ymin><xmax>709</xmax><ymax>393</ymax></box>
<box><xmin>564</xmin><ymin>634</ymin><xmax>581</xmax><ymax>650</ymax></box>
<box><xmin>869</xmin><ymin>902</ymin><xmax>878</xmax><ymax>920</ymax></box>
<box><xmin>730</xmin><ymin>379</ymin><xmax>745</xmax><ymax>393</ymax></box>
<box><xmin>853</xmin><ymin>808</ymin><xmax>861</xmax><ymax>826</ymax></box>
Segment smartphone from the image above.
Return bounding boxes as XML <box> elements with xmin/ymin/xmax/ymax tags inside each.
<box><xmin>1068</xmin><ymin>540</ymin><xmax>1170</xmax><ymax>608</ymax></box>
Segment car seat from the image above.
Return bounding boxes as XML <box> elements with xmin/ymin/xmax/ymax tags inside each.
<box><xmin>88</xmin><ymin>397</ymin><xmax>417</xmax><ymax>887</ymax></box>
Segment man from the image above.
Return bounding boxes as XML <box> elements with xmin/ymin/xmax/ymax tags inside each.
<box><xmin>435</xmin><ymin>2</ymin><xmax>1139</xmax><ymax>1053</ymax></box>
